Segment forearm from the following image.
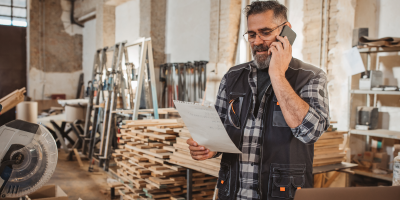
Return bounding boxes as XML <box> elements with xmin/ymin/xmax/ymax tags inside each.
<box><xmin>270</xmin><ymin>75</ymin><xmax>309</xmax><ymax>128</ymax></box>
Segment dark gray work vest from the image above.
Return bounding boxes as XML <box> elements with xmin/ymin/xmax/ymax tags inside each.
<box><xmin>217</xmin><ymin>58</ymin><xmax>323</xmax><ymax>200</ymax></box>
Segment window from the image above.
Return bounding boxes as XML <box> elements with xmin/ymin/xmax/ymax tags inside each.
<box><xmin>0</xmin><ymin>0</ymin><xmax>27</xmax><ymax>27</ymax></box>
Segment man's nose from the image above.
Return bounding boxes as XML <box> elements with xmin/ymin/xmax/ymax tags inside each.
<box><xmin>253</xmin><ymin>34</ymin><xmax>264</xmax><ymax>46</ymax></box>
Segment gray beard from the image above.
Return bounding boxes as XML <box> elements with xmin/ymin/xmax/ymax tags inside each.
<box><xmin>253</xmin><ymin>54</ymin><xmax>271</xmax><ymax>70</ymax></box>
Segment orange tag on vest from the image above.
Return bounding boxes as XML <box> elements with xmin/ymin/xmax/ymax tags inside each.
<box><xmin>280</xmin><ymin>187</ymin><xmax>285</xmax><ymax>191</ymax></box>
<box><xmin>221</xmin><ymin>180</ymin><xmax>224</xmax><ymax>184</ymax></box>
<box><xmin>277</xmin><ymin>102</ymin><xmax>279</xmax><ymax>105</ymax></box>
<box><xmin>297</xmin><ymin>187</ymin><xmax>301</xmax><ymax>190</ymax></box>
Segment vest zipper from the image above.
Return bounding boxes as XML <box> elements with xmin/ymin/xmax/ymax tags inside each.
<box><xmin>258</xmin><ymin>84</ymin><xmax>272</xmax><ymax>199</ymax></box>
<box><xmin>234</xmin><ymin>90</ymin><xmax>253</xmax><ymax>199</ymax></box>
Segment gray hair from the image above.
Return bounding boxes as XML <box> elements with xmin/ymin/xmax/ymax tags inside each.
<box><xmin>244</xmin><ymin>1</ymin><xmax>288</xmax><ymax>24</ymax></box>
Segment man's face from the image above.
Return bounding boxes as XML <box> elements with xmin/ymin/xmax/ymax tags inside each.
<box><xmin>247</xmin><ymin>10</ymin><xmax>282</xmax><ymax>69</ymax></box>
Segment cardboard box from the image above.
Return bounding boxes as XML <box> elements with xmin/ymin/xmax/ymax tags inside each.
<box><xmin>363</xmin><ymin>151</ymin><xmax>374</xmax><ymax>162</ymax></box>
<box><xmin>373</xmin><ymin>152</ymin><xmax>390</xmax><ymax>169</ymax></box>
<box><xmin>27</xmin><ymin>185</ymin><xmax>68</xmax><ymax>200</ymax></box>
<box><xmin>36</xmin><ymin>100</ymin><xmax>62</xmax><ymax>113</ymax></box>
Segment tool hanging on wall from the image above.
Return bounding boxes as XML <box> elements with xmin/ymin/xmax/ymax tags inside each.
<box><xmin>160</xmin><ymin>61</ymin><xmax>208</xmax><ymax>107</ymax></box>
<box><xmin>160</xmin><ymin>63</ymin><xmax>167</xmax><ymax>108</ymax></box>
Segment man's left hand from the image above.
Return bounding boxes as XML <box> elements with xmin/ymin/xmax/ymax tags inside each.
<box><xmin>268</xmin><ymin>35</ymin><xmax>292</xmax><ymax>77</ymax></box>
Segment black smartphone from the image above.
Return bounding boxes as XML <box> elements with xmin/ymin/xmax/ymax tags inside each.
<box><xmin>279</xmin><ymin>25</ymin><xmax>296</xmax><ymax>46</ymax></box>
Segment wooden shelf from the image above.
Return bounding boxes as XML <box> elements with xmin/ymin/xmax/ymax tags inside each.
<box><xmin>358</xmin><ymin>46</ymin><xmax>400</xmax><ymax>53</ymax></box>
<box><xmin>353</xmin><ymin>169</ymin><xmax>393</xmax><ymax>182</ymax></box>
<box><xmin>349</xmin><ymin>129</ymin><xmax>400</xmax><ymax>140</ymax></box>
<box><xmin>350</xmin><ymin>90</ymin><xmax>400</xmax><ymax>95</ymax></box>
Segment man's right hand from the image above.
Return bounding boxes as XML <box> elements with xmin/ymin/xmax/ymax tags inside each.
<box><xmin>187</xmin><ymin>138</ymin><xmax>216</xmax><ymax>160</ymax></box>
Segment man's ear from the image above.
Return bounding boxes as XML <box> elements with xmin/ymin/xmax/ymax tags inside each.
<box><xmin>287</xmin><ymin>22</ymin><xmax>292</xmax><ymax>29</ymax></box>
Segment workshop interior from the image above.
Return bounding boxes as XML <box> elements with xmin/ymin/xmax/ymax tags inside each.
<box><xmin>0</xmin><ymin>0</ymin><xmax>400</xmax><ymax>200</ymax></box>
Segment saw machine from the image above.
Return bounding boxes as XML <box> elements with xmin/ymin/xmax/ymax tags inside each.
<box><xmin>0</xmin><ymin>119</ymin><xmax>58</xmax><ymax>199</ymax></box>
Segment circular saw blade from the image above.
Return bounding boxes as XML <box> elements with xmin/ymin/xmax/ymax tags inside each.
<box><xmin>1</xmin><ymin>125</ymin><xmax>58</xmax><ymax>198</ymax></box>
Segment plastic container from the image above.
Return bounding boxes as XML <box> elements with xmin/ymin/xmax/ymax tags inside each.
<box><xmin>393</xmin><ymin>152</ymin><xmax>400</xmax><ymax>186</ymax></box>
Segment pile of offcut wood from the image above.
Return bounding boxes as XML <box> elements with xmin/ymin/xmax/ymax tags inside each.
<box><xmin>113</xmin><ymin>119</ymin><xmax>218</xmax><ymax>200</ymax></box>
<box><xmin>313</xmin><ymin>131</ymin><xmax>347</xmax><ymax>167</ymax></box>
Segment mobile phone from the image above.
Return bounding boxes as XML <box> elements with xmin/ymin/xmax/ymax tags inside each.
<box><xmin>279</xmin><ymin>25</ymin><xmax>296</xmax><ymax>46</ymax></box>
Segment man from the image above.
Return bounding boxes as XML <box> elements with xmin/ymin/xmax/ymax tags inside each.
<box><xmin>187</xmin><ymin>1</ymin><xmax>329</xmax><ymax>200</ymax></box>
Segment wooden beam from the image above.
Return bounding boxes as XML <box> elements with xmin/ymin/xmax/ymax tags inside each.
<box><xmin>73</xmin><ymin>148</ymin><xmax>84</xmax><ymax>167</ymax></box>
<box><xmin>322</xmin><ymin>171</ymin><xmax>341</xmax><ymax>188</ymax></box>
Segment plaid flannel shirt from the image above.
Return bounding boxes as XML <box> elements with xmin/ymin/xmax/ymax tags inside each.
<box><xmin>214</xmin><ymin>63</ymin><xmax>330</xmax><ymax>200</ymax></box>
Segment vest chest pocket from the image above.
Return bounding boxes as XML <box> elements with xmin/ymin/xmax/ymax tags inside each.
<box><xmin>272</xmin><ymin>95</ymin><xmax>289</xmax><ymax>127</ymax></box>
<box><xmin>269</xmin><ymin>163</ymin><xmax>306</xmax><ymax>199</ymax></box>
<box><xmin>224</xmin><ymin>92</ymin><xmax>245</xmax><ymax>129</ymax></box>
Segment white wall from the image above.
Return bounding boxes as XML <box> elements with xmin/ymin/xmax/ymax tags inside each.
<box><xmin>376</xmin><ymin>0</ymin><xmax>400</xmax><ymax>87</ymax></box>
<box><xmin>375</xmin><ymin>0</ymin><xmax>400</xmax><ymax>131</ymax></box>
<box><xmin>115</xmin><ymin>0</ymin><xmax>140</xmax><ymax>43</ymax></box>
<box><xmin>115</xmin><ymin>0</ymin><xmax>141</xmax><ymax>73</ymax></box>
<box><xmin>377</xmin><ymin>0</ymin><xmax>400</xmax><ymax>38</ymax></box>
<box><xmin>165</xmin><ymin>0</ymin><xmax>210</xmax><ymax>62</ymax></box>
<box><xmin>82</xmin><ymin>18</ymin><xmax>97</xmax><ymax>90</ymax></box>
<box><xmin>288</xmin><ymin>0</ymin><xmax>304</xmax><ymax>60</ymax></box>
<box><xmin>28</xmin><ymin>69</ymin><xmax>82</xmax><ymax>100</ymax></box>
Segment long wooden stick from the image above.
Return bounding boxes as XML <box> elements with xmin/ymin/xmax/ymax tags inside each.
<box><xmin>0</xmin><ymin>87</ymin><xmax>26</xmax><ymax>114</ymax></box>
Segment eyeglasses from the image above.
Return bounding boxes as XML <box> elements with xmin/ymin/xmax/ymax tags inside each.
<box><xmin>243</xmin><ymin>21</ymin><xmax>287</xmax><ymax>43</ymax></box>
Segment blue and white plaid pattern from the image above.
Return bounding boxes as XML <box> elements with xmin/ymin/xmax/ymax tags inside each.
<box><xmin>214</xmin><ymin>63</ymin><xmax>330</xmax><ymax>200</ymax></box>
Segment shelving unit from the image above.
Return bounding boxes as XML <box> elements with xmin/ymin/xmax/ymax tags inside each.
<box><xmin>357</xmin><ymin>46</ymin><xmax>400</xmax><ymax>53</ymax></box>
<box><xmin>349</xmin><ymin>129</ymin><xmax>400</xmax><ymax>140</ymax></box>
<box><xmin>350</xmin><ymin>90</ymin><xmax>400</xmax><ymax>95</ymax></box>
<box><xmin>353</xmin><ymin>169</ymin><xmax>393</xmax><ymax>182</ymax></box>
<box><xmin>347</xmin><ymin>46</ymin><xmax>400</xmax><ymax>183</ymax></box>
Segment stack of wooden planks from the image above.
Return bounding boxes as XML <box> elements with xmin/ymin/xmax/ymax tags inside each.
<box><xmin>167</xmin><ymin>127</ymin><xmax>221</xmax><ymax>177</ymax></box>
<box><xmin>313</xmin><ymin>131</ymin><xmax>347</xmax><ymax>167</ymax></box>
<box><xmin>113</xmin><ymin>119</ymin><xmax>218</xmax><ymax>200</ymax></box>
<box><xmin>0</xmin><ymin>87</ymin><xmax>26</xmax><ymax>114</ymax></box>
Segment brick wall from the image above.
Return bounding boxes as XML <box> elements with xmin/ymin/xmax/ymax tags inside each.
<box><xmin>326</xmin><ymin>0</ymin><xmax>339</xmax><ymax>76</ymax></box>
<box><xmin>302</xmin><ymin>0</ymin><xmax>323</xmax><ymax>67</ymax></box>
<box><xmin>209</xmin><ymin>0</ymin><xmax>241</xmax><ymax>69</ymax></box>
<box><xmin>206</xmin><ymin>0</ymin><xmax>241</xmax><ymax>103</ymax></box>
<box><xmin>302</xmin><ymin>0</ymin><xmax>356</xmax><ymax>130</ymax></box>
<box><xmin>28</xmin><ymin>0</ymin><xmax>83</xmax><ymax>99</ymax></box>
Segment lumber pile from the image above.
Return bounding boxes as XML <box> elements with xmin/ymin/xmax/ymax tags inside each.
<box><xmin>0</xmin><ymin>87</ymin><xmax>26</xmax><ymax>114</ymax></box>
<box><xmin>113</xmin><ymin>119</ymin><xmax>218</xmax><ymax>200</ymax></box>
<box><xmin>167</xmin><ymin>128</ymin><xmax>221</xmax><ymax>177</ymax></box>
<box><xmin>313</xmin><ymin>131</ymin><xmax>347</xmax><ymax>167</ymax></box>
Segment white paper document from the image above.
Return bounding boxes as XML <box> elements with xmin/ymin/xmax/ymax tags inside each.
<box><xmin>343</xmin><ymin>47</ymin><xmax>366</xmax><ymax>76</ymax></box>
<box><xmin>173</xmin><ymin>100</ymin><xmax>242</xmax><ymax>154</ymax></box>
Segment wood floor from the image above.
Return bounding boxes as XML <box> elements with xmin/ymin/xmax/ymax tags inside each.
<box><xmin>46</xmin><ymin>151</ymin><xmax>111</xmax><ymax>200</ymax></box>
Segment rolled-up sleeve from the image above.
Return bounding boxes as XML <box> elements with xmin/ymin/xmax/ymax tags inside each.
<box><xmin>291</xmin><ymin>71</ymin><xmax>330</xmax><ymax>144</ymax></box>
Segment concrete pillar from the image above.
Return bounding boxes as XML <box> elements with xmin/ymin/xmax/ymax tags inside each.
<box><xmin>138</xmin><ymin>0</ymin><xmax>166</xmax><ymax>105</ymax></box>
<box><xmin>206</xmin><ymin>0</ymin><xmax>241</xmax><ymax>103</ymax></box>
<box><xmin>326</xmin><ymin>0</ymin><xmax>355</xmax><ymax>131</ymax></box>
<box><xmin>96</xmin><ymin>2</ymin><xmax>115</xmax><ymax>49</ymax></box>
<box><xmin>302</xmin><ymin>0</ymin><xmax>323</xmax><ymax>67</ymax></box>
<box><xmin>150</xmin><ymin>0</ymin><xmax>166</xmax><ymax>72</ymax></box>
<box><xmin>209</xmin><ymin>0</ymin><xmax>241</xmax><ymax>70</ymax></box>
